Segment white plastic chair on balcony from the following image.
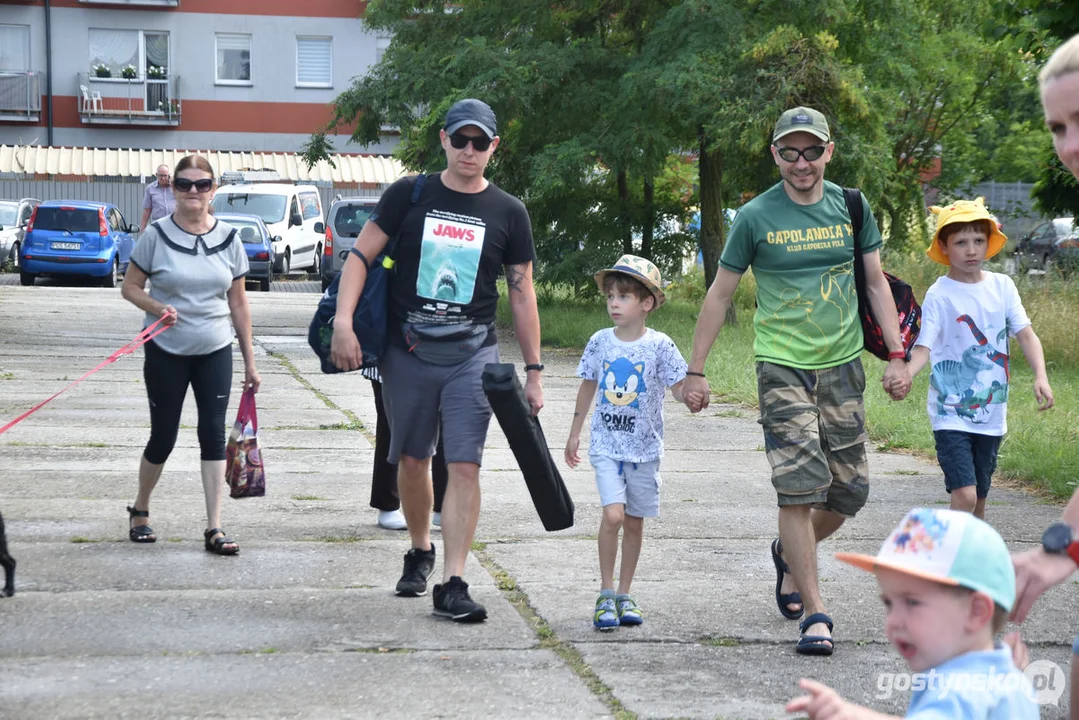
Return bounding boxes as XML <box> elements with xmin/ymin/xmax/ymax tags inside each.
<box><xmin>79</xmin><ymin>84</ymin><xmax>103</xmax><ymax>113</ymax></box>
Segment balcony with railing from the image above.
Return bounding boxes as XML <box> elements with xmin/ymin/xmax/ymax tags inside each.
<box><xmin>77</xmin><ymin>72</ymin><xmax>181</xmax><ymax>126</ymax></box>
<box><xmin>0</xmin><ymin>71</ymin><xmax>43</xmax><ymax>122</ymax></box>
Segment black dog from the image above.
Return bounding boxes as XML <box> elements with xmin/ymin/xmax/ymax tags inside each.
<box><xmin>0</xmin><ymin>510</ymin><xmax>14</xmax><ymax>597</ymax></box>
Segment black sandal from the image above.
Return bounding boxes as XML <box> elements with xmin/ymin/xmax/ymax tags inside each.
<box><xmin>204</xmin><ymin>528</ymin><xmax>239</xmax><ymax>556</ymax></box>
<box><xmin>127</xmin><ymin>505</ymin><xmax>156</xmax><ymax>543</ymax></box>
<box><xmin>771</xmin><ymin>538</ymin><xmax>804</xmax><ymax>620</ymax></box>
<box><xmin>796</xmin><ymin>612</ymin><xmax>835</xmax><ymax>656</ymax></box>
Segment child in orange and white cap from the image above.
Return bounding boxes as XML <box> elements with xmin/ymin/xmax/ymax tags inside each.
<box><xmin>906</xmin><ymin>198</ymin><xmax>1053</xmax><ymax>520</ymax></box>
<box><xmin>787</xmin><ymin>508</ymin><xmax>1037</xmax><ymax>718</ymax></box>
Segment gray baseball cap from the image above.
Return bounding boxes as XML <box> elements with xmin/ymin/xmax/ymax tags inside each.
<box><xmin>773</xmin><ymin>107</ymin><xmax>830</xmax><ymax>143</ymax></box>
<box><xmin>444</xmin><ymin>98</ymin><xmax>497</xmax><ymax>139</ymax></box>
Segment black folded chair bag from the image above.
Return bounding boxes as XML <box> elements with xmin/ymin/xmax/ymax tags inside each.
<box><xmin>481</xmin><ymin>363</ymin><xmax>574</xmax><ymax>532</ymax></box>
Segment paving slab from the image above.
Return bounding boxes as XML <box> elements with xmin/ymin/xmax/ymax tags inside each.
<box><xmin>0</xmin><ymin>650</ymin><xmax>611</xmax><ymax>720</ymax></box>
<box><xmin>0</xmin><ymin>284</ymin><xmax>1074</xmax><ymax>719</ymax></box>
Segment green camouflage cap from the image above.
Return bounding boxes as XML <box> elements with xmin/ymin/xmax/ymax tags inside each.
<box><xmin>773</xmin><ymin>107</ymin><xmax>830</xmax><ymax>143</ymax></box>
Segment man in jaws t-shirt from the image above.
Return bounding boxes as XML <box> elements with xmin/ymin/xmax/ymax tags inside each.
<box><xmin>370</xmin><ymin>173</ymin><xmax>535</xmax><ymax>333</ymax></box>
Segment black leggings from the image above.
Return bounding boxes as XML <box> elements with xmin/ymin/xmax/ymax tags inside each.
<box><xmin>143</xmin><ymin>340</ymin><xmax>232</xmax><ymax>464</ymax></box>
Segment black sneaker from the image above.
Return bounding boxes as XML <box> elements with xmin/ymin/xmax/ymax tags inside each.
<box><xmin>395</xmin><ymin>545</ymin><xmax>436</xmax><ymax>597</ymax></box>
<box><xmin>432</xmin><ymin>576</ymin><xmax>487</xmax><ymax>623</ymax></box>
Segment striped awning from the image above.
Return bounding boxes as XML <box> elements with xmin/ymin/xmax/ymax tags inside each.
<box><xmin>0</xmin><ymin>145</ymin><xmax>406</xmax><ymax>184</ymax></box>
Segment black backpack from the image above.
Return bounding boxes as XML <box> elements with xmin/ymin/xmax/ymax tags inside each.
<box><xmin>308</xmin><ymin>174</ymin><xmax>426</xmax><ymax>373</ymax></box>
<box><xmin>844</xmin><ymin>187</ymin><xmax>921</xmax><ymax>361</ymax></box>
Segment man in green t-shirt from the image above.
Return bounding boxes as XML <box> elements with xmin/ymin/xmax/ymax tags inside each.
<box><xmin>684</xmin><ymin>106</ymin><xmax>911</xmax><ymax>657</ymax></box>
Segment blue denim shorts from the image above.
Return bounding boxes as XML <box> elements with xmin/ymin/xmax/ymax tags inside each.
<box><xmin>933</xmin><ymin>430</ymin><xmax>1003</xmax><ymax>499</ymax></box>
<box><xmin>589</xmin><ymin>455</ymin><xmax>661</xmax><ymax>518</ymax></box>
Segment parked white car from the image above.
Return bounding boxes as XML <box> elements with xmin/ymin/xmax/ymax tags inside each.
<box><xmin>0</xmin><ymin>197</ymin><xmax>41</xmax><ymax>270</ymax></box>
<box><xmin>211</xmin><ymin>183</ymin><xmax>325</xmax><ymax>275</ymax></box>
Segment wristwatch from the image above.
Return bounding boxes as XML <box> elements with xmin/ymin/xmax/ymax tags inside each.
<box><xmin>524</xmin><ymin>363</ymin><xmax>544</xmax><ymax>372</ymax></box>
<box><xmin>1040</xmin><ymin>522</ymin><xmax>1079</xmax><ymax>566</ymax></box>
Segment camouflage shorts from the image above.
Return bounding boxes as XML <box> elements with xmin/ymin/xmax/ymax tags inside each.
<box><xmin>756</xmin><ymin>359</ymin><xmax>869</xmax><ymax>517</ymax></box>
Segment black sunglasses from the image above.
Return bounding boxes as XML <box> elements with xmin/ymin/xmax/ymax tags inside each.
<box><xmin>775</xmin><ymin>145</ymin><xmax>827</xmax><ymax>163</ymax></box>
<box><xmin>448</xmin><ymin>132</ymin><xmax>493</xmax><ymax>152</ymax></box>
<box><xmin>173</xmin><ymin>178</ymin><xmax>214</xmax><ymax>193</ymax></box>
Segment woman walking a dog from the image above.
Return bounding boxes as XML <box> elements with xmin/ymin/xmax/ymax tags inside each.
<box><xmin>120</xmin><ymin>154</ymin><xmax>260</xmax><ymax>555</ymax></box>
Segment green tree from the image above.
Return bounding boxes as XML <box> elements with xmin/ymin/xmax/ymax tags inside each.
<box><xmin>302</xmin><ymin>0</ymin><xmax>695</xmax><ymax>285</ymax></box>
<box><xmin>633</xmin><ymin>1</ymin><xmax>876</xmax><ymax>288</ymax></box>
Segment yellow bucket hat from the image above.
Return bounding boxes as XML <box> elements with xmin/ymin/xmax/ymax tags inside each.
<box><xmin>594</xmin><ymin>254</ymin><xmax>666</xmax><ymax>307</ymax></box>
<box><xmin>926</xmin><ymin>197</ymin><xmax>1007</xmax><ymax>266</ymax></box>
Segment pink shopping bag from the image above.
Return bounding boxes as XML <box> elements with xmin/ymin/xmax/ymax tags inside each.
<box><xmin>226</xmin><ymin>388</ymin><xmax>266</xmax><ymax>498</ymax></box>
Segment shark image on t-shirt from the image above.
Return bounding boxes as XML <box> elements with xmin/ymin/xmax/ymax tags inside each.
<box><xmin>417</xmin><ymin>214</ymin><xmax>485</xmax><ymax>305</ymax></box>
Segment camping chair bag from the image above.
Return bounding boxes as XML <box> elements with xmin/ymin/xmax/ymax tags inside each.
<box><xmin>481</xmin><ymin>363</ymin><xmax>575</xmax><ymax>532</ymax></box>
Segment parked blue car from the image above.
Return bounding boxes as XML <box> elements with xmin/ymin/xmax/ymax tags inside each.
<box><xmin>20</xmin><ymin>200</ymin><xmax>137</xmax><ymax>287</ymax></box>
<box><xmin>214</xmin><ymin>212</ymin><xmax>276</xmax><ymax>292</ymax></box>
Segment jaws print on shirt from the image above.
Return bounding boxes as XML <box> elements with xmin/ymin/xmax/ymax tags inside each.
<box><xmin>418</xmin><ymin>211</ymin><xmax>486</xmax><ymax>305</ymax></box>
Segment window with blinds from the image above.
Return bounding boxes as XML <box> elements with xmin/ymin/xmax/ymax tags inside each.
<box><xmin>296</xmin><ymin>36</ymin><xmax>332</xmax><ymax>88</ymax></box>
<box><xmin>216</xmin><ymin>33</ymin><xmax>251</xmax><ymax>85</ymax></box>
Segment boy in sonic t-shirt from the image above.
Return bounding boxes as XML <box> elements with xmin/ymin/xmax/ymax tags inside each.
<box><xmin>564</xmin><ymin>254</ymin><xmax>694</xmax><ymax>631</ymax></box>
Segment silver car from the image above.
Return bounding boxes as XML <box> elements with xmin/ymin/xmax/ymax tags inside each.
<box><xmin>321</xmin><ymin>197</ymin><xmax>378</xmax><ymax>290</ymax></box>
<box><xmin>0</xmin><ymin>198</ymin><xmax>41</xmax><ymax>270</ymax></box>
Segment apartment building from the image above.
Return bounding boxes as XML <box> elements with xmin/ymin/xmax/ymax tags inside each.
<box><xmin>0</xmin><ymin>0</ymin><xmax>396</xmax><ymax>154</ymax></box>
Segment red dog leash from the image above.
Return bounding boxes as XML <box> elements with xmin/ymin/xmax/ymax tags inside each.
<box><xmin>0</xmin><ymin>318</ymin><xmax>170</xmax><ymax>436</ymax></box>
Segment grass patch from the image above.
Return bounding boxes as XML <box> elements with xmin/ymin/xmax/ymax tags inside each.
<box><xmin>519</xmin><ymin>259</ymin><xmax>1079</xmax><ymax>501</ymax></box>
<box><xmin>700</xmin><ymin>636</ymin><xmax>742</xmax><ymax>647</ymax></box>
<box><xmin>318</xmin><ymin>422</ymin><xmax>364</xmax><ymax>431</ymax></box>
<box><xmin>291</xmin><ymin>495</ymin><xmax>327</xmax><ymax>501</ymax></box>
<box><xmin>472</xmin><ymin>545</ymin><xmax>636</xmax><ymax>720</ymax></box>
<box><xmin>0</xmin><ymin>371</ymin><xmax>14</xmax><ymax>380</ymax></box>
<box><xmin>70</xmin><ymin>536</ymin><xmax>103</xmax><ymax>543</ymax></box>
<box><xmin>885</xmin><ymin>469</ymin><xmax>921</xmax><ymax>476</ymax></box>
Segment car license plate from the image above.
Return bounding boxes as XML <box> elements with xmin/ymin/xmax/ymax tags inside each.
<box><xmin>51</xmin><ymin>242</ymin><xmax>81</xmax><ymax>250</ymax></box>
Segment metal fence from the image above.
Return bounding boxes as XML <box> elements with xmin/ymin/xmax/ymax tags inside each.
<box><xmin>952</xmin><ymin>181</ymin><xmax>1049</xmax><ymax>244</ymax></box>
<box><xmin>0</xmin><ymin>179</ymin><xmax>384</xmax><ymax>227</ymax></box>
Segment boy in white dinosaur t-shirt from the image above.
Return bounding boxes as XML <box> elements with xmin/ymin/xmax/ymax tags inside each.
<box><xmin>907</xmin><ymin>198</ymin><xmax>1054</xmax><ymax>519</ymax></box>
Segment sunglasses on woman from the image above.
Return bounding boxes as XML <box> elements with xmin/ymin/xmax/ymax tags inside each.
<box><xmin>448</xmin><ymin>132</ymin><xmax>493</xmax><ymax>152</ymax></box>
<box><xmin>173</xmin><ymin>178</ymin><xmax>214</xmax><ymax>193</ymax></box>
<box><xmin>774</xmin><ymin>145</ymin><xmax>827</xmax><ymax>163</ymax></box>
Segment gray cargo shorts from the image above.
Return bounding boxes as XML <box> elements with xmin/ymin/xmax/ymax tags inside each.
<box><xmin>380</xmin><ymin>342</ymin><xmax>498</xmax><ymax>466</ymax></box>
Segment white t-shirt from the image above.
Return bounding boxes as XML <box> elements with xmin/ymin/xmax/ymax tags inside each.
<box><xmin>576</xmin><ymin>328</ymin><xmax>688</xmax><ymax>462</ymax></box>
<box><xmin>915</xmin><ymin>272</ymin><xmax>1030</xmax><ymax>435</ymax></box>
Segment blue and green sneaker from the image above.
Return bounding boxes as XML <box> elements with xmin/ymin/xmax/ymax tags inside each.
<box><xmin>593</xmin><ymin>594</ymin><xmax>619</xmax><ymax>630</ymax></box>
<box><xmin>616</xmin><ymin>595</ymin><xmax>643</xmax><ymax>626</ymax></box>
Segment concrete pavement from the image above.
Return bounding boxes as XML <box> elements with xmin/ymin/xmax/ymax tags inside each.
<box><xmin>0</xmin><ymin>284</ymin><xmax>1073</xmax><ymax>719</ymax></box>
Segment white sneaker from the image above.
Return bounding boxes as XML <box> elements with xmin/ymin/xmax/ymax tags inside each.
<box><xmin>377</xmin><ymin>509</ymin><xmax>407</xmax><ymax>530</ymax></box>
<box><xmin>432</xmin><ymin>511</ymin><xmax>441</xmax><ymax>528</ymax></box>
